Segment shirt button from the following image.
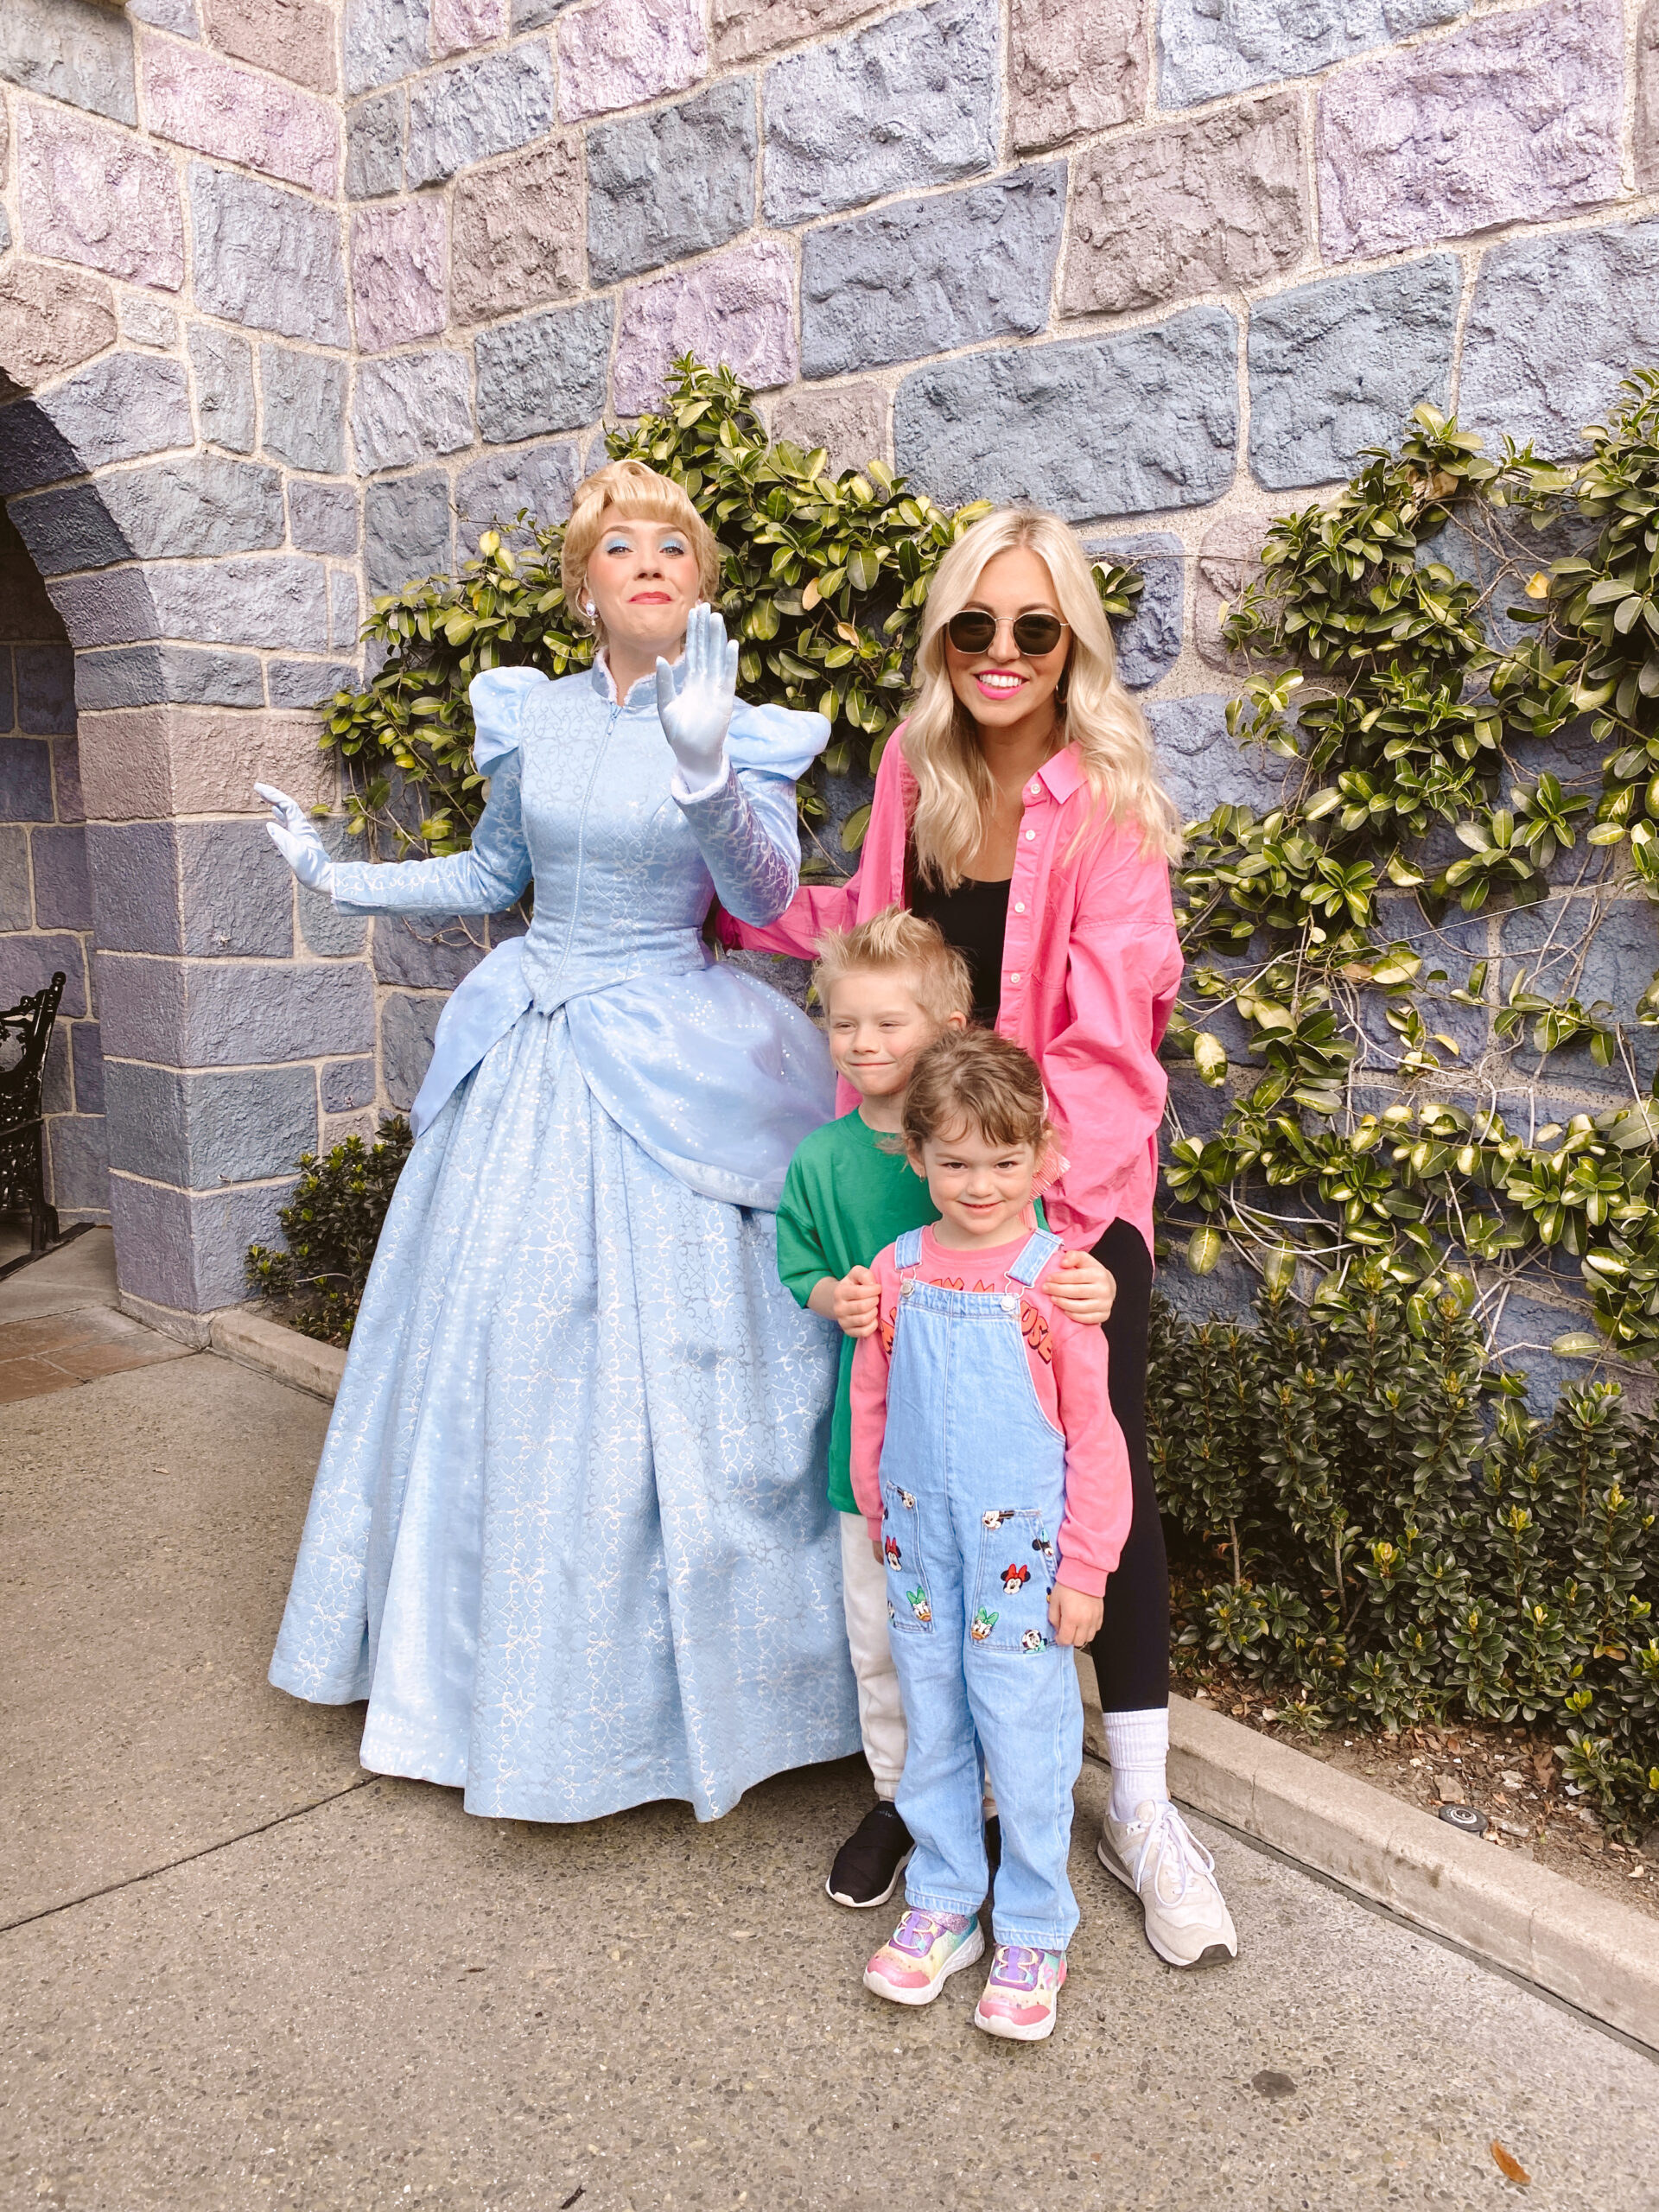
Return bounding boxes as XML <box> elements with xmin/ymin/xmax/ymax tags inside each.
<box><xmin>1014</xmin><ymin>901</ymin><xmax>1027</xmax><ymax>913</ymax></box>
<box><xmin>1008</xmin><ymin>971</ymin><xmax>1020</xmax><ymax>984</ymax></box>
<box><xmin>1025</xmin><ymin>829</ymin><xmax>1036</xmax><ymax>841</ymax></box>
<box><xmin>1028</xmin><ymin>780</ymin><xmax>1039</xmax><ymax>795</ymax></box>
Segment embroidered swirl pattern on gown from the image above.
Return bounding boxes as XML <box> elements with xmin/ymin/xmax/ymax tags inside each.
<box><xmin>269</xmin><ymin>662</ymin><xmax>859</xmax><ymax>1822</ymax></box>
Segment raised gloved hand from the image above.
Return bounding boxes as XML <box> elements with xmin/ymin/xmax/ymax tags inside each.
<box><xmin>655</xmin><ymin>601</ymin><xmax>738</xmax><ymax>791</ymax></box>
<box><xmin>256</xmin><ymin>783</ymin><xmax>335</xmax><ymax>892</ymax></box>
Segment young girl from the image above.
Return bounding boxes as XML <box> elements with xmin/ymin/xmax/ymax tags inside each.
<box><xmin>849</xmin><ymin>1030</ymin><xmax>1132</xmax><ymax>2042</ymax></box>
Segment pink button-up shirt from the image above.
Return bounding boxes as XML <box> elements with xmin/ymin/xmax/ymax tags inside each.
<box><xmin>721</xmin><ymin>728</ymin><xmax>1182</xmax><ymax>1255</ymax></box>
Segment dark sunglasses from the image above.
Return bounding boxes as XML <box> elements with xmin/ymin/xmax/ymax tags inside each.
<box><xmin>945</xmin><ymin>609</ymin><xmax>1071</xmax><ymax>658</ymax></box>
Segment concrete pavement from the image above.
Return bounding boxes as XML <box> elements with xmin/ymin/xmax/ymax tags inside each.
<box><xmin>3</xmin><ymin>1339</ymin><xmax>1657</xmax><ymax>2211</ymax></box>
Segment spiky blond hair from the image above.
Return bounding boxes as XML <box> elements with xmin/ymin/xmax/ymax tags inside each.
<box><xmin>811</xmin><ymin>905</ymin><xmax>972</xmax><ymax>1028</ymax></box>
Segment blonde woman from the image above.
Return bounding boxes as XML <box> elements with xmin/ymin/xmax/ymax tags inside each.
<box><xmin>732</xmin><ymin>507</ymin><xmax>1238</xmax><ymax>1967</ymax></box>
<box><xmin>257</xmin><ymin>460</ymin><xmax>860</xmax><ymax>1824</ymax></box>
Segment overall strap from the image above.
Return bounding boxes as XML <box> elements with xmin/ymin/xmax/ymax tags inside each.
<box><xmin>1003</xmin><ymin>1229</ymin><xmax>1063</xmax><ymax>1287</ymax></box>
<box><xmin>893</xmin><ymin>1227</ymin><xmax>925</xmax><ymax>1271</ymax></box>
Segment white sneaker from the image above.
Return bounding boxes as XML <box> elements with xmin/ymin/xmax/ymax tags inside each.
<box><xmin>1097</xmin><ymin>1800</ymin><xmax>1238</xmax><ymax>1969</ymax></box>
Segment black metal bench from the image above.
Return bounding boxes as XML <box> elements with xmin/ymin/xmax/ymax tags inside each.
<box><xmin>0</xmin><ymin>970</ymin><xmax>65</xmax><ymax>1258</ymax></box>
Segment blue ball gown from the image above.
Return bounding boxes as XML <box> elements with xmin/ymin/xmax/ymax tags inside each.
<box><xmin>268</xmin><ymin>658</ymin><xmax>860</xmax><ymax>1821</ymax></box>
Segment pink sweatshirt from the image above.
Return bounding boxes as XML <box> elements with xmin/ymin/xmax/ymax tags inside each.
<box><xmin>720</xmin><ymin>727</ymin><xmax>1183</xmax><ymax>1256</ymax></box>
<box><xmin>849</xmin><ymin>1229</ymin><xmax>1133</xmax><ymax>1599</ymax></box>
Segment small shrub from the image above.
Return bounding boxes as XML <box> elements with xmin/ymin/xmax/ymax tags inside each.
<box><xmin>1150</xmin><ymin>1268</ymin><xmax>1659</xmax><ymax>1835</ymax></box>
<box><xmin>246</xmin><ymin>1116</ymin><xmax>414</xmax><ymax>1346</ymax></box>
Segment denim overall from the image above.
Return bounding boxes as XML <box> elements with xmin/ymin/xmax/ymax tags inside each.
<box><xmin>880</xmin><ymin>1227</ymin><xmax>1084</xmax><ymax>1952</ymax></box>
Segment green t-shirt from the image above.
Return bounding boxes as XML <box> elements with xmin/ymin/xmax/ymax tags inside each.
<box><xmin>776</xmin><ymin>1108</ymin><xmax>938</xmax><ymax>1515</ymax></box>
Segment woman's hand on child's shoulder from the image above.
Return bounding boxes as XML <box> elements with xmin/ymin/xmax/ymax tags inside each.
<box><xmin>1047</xmin><ymin>1583</ymin><xmax>1104</xmax><ymax>1648</ymax></box>
<box><xmin>832</xmin><ymin>1264</ymin><xmax>881</xmax><ymax>1338</ymax></box>
<box><xmin>1049</xmin><ymin>1249</ymin><xmax>1116</xmax><ymax>1327</ymax></box>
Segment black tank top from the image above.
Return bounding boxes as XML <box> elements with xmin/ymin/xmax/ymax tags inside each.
<box><xmin>911</xmin><ymin>874</ymin><xmax>1013</xmax><ymax>1027</ymax></box>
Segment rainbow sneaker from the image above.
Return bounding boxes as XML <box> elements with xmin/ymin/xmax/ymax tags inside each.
<box><xmin>972</xmin><ymin>1943</ymin><xmax>1066</xmax><ymax>2042</ymax></box>
<box><xmin>863</xmin><ymin>1909</ymin><xmax>984</xmax><ymax>2005</ymax></box>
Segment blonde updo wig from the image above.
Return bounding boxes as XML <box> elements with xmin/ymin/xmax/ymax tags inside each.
<box><xmin>560</xmin><ymin>460</ymin><xmax>721</xmax><ymax>645</ymax></box>
<box><xmin>904</xmin><ymin>507</ymin><xmax>1182</xmax><ymax>885</ymax></box>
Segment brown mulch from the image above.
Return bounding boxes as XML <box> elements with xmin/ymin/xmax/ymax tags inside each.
<box><xmin>1170</xmin><ymin>1649</ymin><xmax>1659</xmax><ymax>1923</ymax></box>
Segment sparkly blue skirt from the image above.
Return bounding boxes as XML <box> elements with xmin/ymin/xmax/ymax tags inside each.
<box><xmin>269</xmin><ymin>1004</ymin><xmax>859</xmax><ymax>1822</ymax></box>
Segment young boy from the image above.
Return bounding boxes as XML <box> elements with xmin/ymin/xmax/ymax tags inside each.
<box><xmin>776</xmin><ymin>908</ymin><xmax>1116</xmax><ymax>1910</ymax></box>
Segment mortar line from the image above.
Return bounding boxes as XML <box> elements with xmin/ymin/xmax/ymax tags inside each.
<box><xmin>1081</xmin><ymin>1747</ymin><xmax>1659</xmax><ymax>2064</ymax></box>
<box><xmin>0</xmin><ymin>1776</ymin><xmax>377</xmax><ymax>1940</ymax></box>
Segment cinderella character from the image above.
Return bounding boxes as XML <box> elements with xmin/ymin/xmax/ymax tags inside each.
<box><xmin>256</xmin><ymin>459</ymin><xmax>860</xmax><ymax>1822</ymax></box>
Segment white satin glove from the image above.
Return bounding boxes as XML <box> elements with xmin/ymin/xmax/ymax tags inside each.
<box><xmin>256</xmin><ymin>783</ymin><xmax>335</xmax><ymax>893</ymax></box>
<box><xmin>655</xmin><ymin>602</ymin><xmax>738</xmax><ymax>791</ymax></box>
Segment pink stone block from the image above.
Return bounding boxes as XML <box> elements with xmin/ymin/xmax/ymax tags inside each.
<box><xmin>613</xmin><ymin>241</ymin><xmax>797</xmax><ymax>416</ymax></box>
<box><xmin>556</xmin><ymin>0</ymin><xmax>707</xmax><ymax>123</ymax></box>
<box><xmin>19</xmin><ymin>106</ymin><xmax>184</xmax><ymax>293</ymax></box>
<box><xmin>1318</xmin><ymin>0</ymin><xmax>1623</xmax><ymax>263</ymax></box>
<box><xmin>352</xmin><ymin>200</ymin><xmax>448</xmax><ymax>353</ymax></box>
<box><xmin>143</xmin><ymin>35</ymin><xmax>339</xmax><ymax>199</ymax></box>
<box><xmin>430</xmin><ymin>0</ymin><xmax>510</xmax><ymax>59</ymax></box>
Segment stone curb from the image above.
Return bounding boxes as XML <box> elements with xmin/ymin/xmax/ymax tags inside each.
<box><xmin>208</xmin><ymin>1306</ymin><xmax>346</xmax><ymax>1404</ymax></box>
<box><xmin>1148</xmin><ymin>1691</ymin><xmax>1659</xmax><ymax>2050</ymax></box>
<box><xmin>204</xmin><ymin>1308</ymin><xmax>1658</xmax><ymax>2046</ymax></box>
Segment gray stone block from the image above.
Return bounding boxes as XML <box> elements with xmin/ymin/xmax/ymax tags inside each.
<box><xmin>0</xmin><ymin>931</ymin><xmax>87</xmax><ymax>1018</ymax></box>
<box><xmin>364</xmin><ymin>471</ymin><xmax>454</xmax><ymax>598</ymax></box>
<box><xmin>1249</xmin><ymin>257</ymin><xmax>1460</xmax><ymax>491</ymax></box>
<box><xmin>1459</xmin><ymin>220</ymin><xmax>1659</xmax><ymax>458</ymax></box>
<box><xmin>190</xmin><ymin>165</ymin><xmax>349</xmax><ymax>346</ymax></box>
<box><xmin>588</xmin><ymin>77</ymin><xmax>756</xmax><ymax>285</ymax></box>
<box><xmin>109</xmin><ymin>1170</ymin><xmax>294</xmax><ymax>1314</ymax></box>
<box><xmin>261</xmin><ymin>345</ymin><xmax>349</xmax><ymax>474</ymax></box>
<box><xmin>99</xmin><ymin>952</ymin><xmax>375</xmax><ymax>1066</ymax></box>
<box><xmin>302</xmin><ymin>826</ymin><xmax>372</xmax><ymax>957</ymax></box>
<box><xmin>3</xmin><ymin>355</ymin><xmax>194</xmax><ymax>494</ymax></box>
<box><xmin>455</xmin><ymin>443</ymin><xmax>579</xmax><ymax>550</ymax></box>
<box><xmin>177</xmin><ymin>819</ymin><xmax>294</xmax><ymax>957</ymax></box>
<box><xmin>346</xmin><ymin>88</ymin><xmax>405</xmax><ymax>198</ymax></box>
<box><xmin>1010</xmin><ymin>0</ymin><xmax>1145</xmax><ymax>153</ymax></box>
<box><xmin>268</xmin><ymin>658</ymin><xmax>359</xmax><ymax>708</ymax></box>
<box><xmin>513</xmin><ymin>0</ymin><xmax>573</xmax><ymax>23</ymax></box>
<box><xmin>0</xmin><ymin>0</ymin><xmax>137</xmax><ymax>126</ymax></box>
<box><xmin>894</xmin><ymin>307</ymin><xmax>1236</xmax><ymax>521</ymax></box>
<box><xmin>120</xmin><ymin>296</ymin><xmax>180</xmax><ymax>350</ymax></box>
<box><xmin>143</xmin><ymin>558</ymin><xmax>330</xmax><ymax>654</ymax></box>
<box><xmin>41</xmin><ymin>566</ymin><xmax>155</xmax><ymax>651</ymax></box>
<box><xmin>449</xmin><ymin>136</ymin><xmax>584</xmax><ymax>327</ymax></box>
<box><xmin>74</xmin><ymin>645</ymin><xmax>266</xmax><ymax>712</ymax></box>
<box><xmin>1317</xmin><ymin>0</ymin><xmax>1620</xmax><ymax>264</ymax></box>
<box><xmin>321</xmin><ymin>1054</ymin><xmax>377</xmax><ymax>1110</ymax></box>
<box><xmin>108</xmin><ymin>1060</ymin><xmax>318</xmax><ymax>1189</ymax></box>
<box><xmin>1147</xmin><ymin>694</ymin><xmax>1287</xmax><ymax>824</ymax></box>
<box><xmin>407</xmin><ymin>44</ymin><xmax>556</xmax><ymax>188</ymax></box>
<box><xmin>16</xmin><ymin>645</ymin><xmax>75</xmax><ymax>735</ymax></box>
<box><xmin>330</xmin><ymin>570</ymin><xmax>360</xmax><ymax>651</ymax></box>
<box><xmin>766</xmin><ymin>384</ymin><xmax>888</xmax><ymax>474</ymax></box>
<box><xmin>126</xmin><ymin>0</ymin><xmax>201</xmax><ymax>33</ymax></box>
<box><xmin>32</xmin><ymin>824</ymin><xmax>92</xmax><ymax>931</ymax></box>
<box><xmin>86</xmin><ymin>821</ymin><xmax>181</xmax><ymax>955</ymax></box>
<box><xmin>9</xmin><ymin>483</ymin><xmax>135</xmax><ymax>575</ymax></box>
<box><xmin>1157</xmin><ymin>0</ymin><xmax>1461</xmax><ymax>108</ymax></box>
<box><xmin>474</xmin><ymin>298</ymin><xmax>613</xmax><ymax>445</ymax></box>
<box><xmin>801</xmin><ymin>164</ymin><xmax>1064</xmax><ymax>378</ymax></box>
<box><xmin>50</xmin><ymin>737</ymin><xmax>84</xmax><ymax>824</ymax></box>
<box><xmin>72</xmin><ymin>1020</ymin><xmax>105</xmax><ymax>1116</ymax></box>
<box><xmin>344</xmin><ymin>0</ymin><xmax>428</xmax><ymax>95</ymax></box>
<box><xmin>99</xmin><ymin>458</ymin><xmax>289</xmax><ymax>562</ymax></box>
<box><xmin>42</xmin><ymin>1029</ymin><xmax>73</xmax><ymax>1127</ymax></box>
<box><xmin>0</xmin><ymin>737</ymin><xmax>54</xmax><ymax>821</ymax></box>
<box><xmin>1084</xmin><ymin>532</ymin><xmax>1184</xmax><ymax>691</ymax></box>
<box><xmin>1062</xmin><ymin>92</ymin><xmax>1306</xmax><ymax>319</ymax></box>
<box><xmin>381</xmin><ymin>988</ymin><xmax>442</xmax><ymax>1109</ymax></box>
<box><xmin>351</xmin><ymin>352</ymin><xmax>474</xmax><ymax>475</ymax></box>
<box><xmin>0</xmin><ymin>827</ymin><xmax>30</xmax><ymax>930</ymax></box>
<box><xmin>372</xmin><ymin>912</ymin><xmax>487</xmax><ymax>990</ymax></box>
<box><xmin>188</xmin><ymin>324</ymin><xmax>256</xmax><ymax>454</ymax></box>
<box><xmin>47</xmin><ymin>1112</ymin><xmax>109</xmax><ymax>1215</ymax></box>
<box><xmin>764</xmin><ymin>0</ymin><xmax>999</xmax><ymax>225</ymax></box>
<box><xmin>289</xmin><ymin>480</ymin><xmax>360</xmax><ymax>556</ymax></box>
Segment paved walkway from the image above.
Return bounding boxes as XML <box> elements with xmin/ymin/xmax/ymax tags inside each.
<box><xmin>3</xmin><ymin>1273</ymin><xmax>1656</xmax><ymax>2210</ymax></box>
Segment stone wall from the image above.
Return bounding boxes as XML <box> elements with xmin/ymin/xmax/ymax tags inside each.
<box><xmin>2</xmin><ymin>0</ymin><xmax>1659</xmax><ymax>1321</ymax></box>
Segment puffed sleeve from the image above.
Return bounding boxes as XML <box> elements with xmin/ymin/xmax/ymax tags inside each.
<box><xmin>327</xmin><ymin>669</ymin><xmax>540</xmax><ymax>917</ymax></box>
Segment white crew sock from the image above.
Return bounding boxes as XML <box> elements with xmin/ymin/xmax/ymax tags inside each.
<box><xmin>1102</xmin><ymin>1707</ymin><xmax>1170</xmax><ymax>1825</ymax></box>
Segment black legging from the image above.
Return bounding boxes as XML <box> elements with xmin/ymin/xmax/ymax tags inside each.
<box><xmin>1086</xmin><ymin>1217</ymin><xmax>1169</xmax><ymax>1713</ymax></box>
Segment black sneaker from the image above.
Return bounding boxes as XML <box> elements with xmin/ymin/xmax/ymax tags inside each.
<box><xmin>826</xmin><ymin>1802</ymin><xmax>914</xmax><ymax>1909</ymax></box>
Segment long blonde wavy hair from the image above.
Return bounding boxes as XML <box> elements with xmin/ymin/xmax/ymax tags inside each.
<box><xmin>903</xmin><ymin>508</ymin><xmax>1181</xmax><ymax>887</ymax></box>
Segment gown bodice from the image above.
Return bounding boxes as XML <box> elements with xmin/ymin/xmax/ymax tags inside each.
<box><xmin>325</xmin><ymin>662</ymin><xmax>836</xmax><ymax>1210</ymax></box>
